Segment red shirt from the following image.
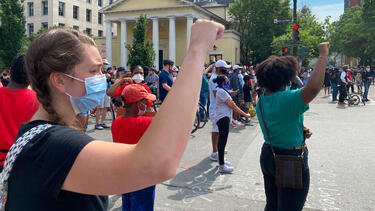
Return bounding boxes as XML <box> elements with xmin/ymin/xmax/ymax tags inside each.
<box><xmin>347</xmin><ymin>72</ymin><xmax>352</xmax><ymax>84</ymax></box>
<box><xmin>114</xmin><ymin>83</ymin><xmax>152</xmax><ymax>107</ymax></box>
<box><xmin>0</xmin><ymin>87</ymin><xmax>39</xmax><ymax>165</ymax></box>
<box><xmin>111</xmin><ymin>116</ymin><xmax>153</xmax><ymax>145</ymax></box>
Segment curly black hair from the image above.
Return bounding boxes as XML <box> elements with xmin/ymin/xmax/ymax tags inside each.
<box><xmin>10</xmin><ymin>53</ymin><xmax>29</xmax><ymax>86</ymax></box>
<box><xmin>255</xmin><ymin>56</ymin><xmax>298</xmax><ymax>92</ymax></box>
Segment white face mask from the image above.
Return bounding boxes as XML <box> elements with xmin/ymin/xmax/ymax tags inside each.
<box><xmin>132</xmin><ymin>74</ymin><xmax>144</xmax><ymax>84</ymax></box>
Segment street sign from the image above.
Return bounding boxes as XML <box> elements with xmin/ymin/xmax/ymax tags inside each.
<box><xmin>274</xmin><ymin>19</ymin><xmax>293</xmax><ymax>24</ymax></box>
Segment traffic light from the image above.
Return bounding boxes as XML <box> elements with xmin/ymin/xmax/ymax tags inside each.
<box><xmin>282</xmin><ymin>47</ymin><xmax>290</xmax><ymax>56</ymax></box>
<box><xmin>293</xmin><ymin>24</ymin><xmax>300</xmax><ymax>42</ymax></box>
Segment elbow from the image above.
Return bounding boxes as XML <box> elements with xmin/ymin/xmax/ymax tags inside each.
<box><xmin>161</xmin><ymin>168</ymin><xmax>177</xmax><ymax>181</ymax></box>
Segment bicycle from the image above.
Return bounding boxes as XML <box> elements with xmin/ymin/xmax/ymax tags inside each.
<box><xmin>197</xmin><ymin>102</ymin><xmax>208</xmax><ymax>129</ymax></box>
<box><xmin>346</xmin><ymin>92</ymin><xmax>364</xmax><ymax>106</ymax></box>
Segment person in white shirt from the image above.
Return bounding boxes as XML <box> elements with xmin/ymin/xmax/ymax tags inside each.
<box><xmin>338</xmin><ymin>66</ymin><xmax>348</xmax><ymax>105</ymax></box>
<box><xmin>208</xmin><ymin>60</ymin><xmax>231</xmax><ymax>162</ymax></box>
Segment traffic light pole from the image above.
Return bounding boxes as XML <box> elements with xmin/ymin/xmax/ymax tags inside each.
<box><xmin>293</xmin><ymin>0</ymin><xmax>297</xmax><ymax>57</ymax></box>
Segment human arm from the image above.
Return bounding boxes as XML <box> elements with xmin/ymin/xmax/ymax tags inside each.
<box><xmin>203</xmin><ymin>64</ymin><xmax>214</xmax><ymax>75</ymax></box>
<box><xmin>162</xmin><ymin>83</ymin><xmax>172</xmax><ymax>91</ymax></box>
<box><xmin>225</xmin><ymin>98</ymin><xmax>250</xmax><ymax>120</ymax></box>
<box><xmin>107</xmin><ymin>77</ymin><xmax>132</xmax><ymax>97</ymax></box>
<box><xmin>61</xmin><ymin>20</ymin><xmax>225</xmax><ymax>195</ymax></box>
<box><xmin>301</xmin><ymin>42</ymin><xmax>330</xmax><ymax>105</ymax></box>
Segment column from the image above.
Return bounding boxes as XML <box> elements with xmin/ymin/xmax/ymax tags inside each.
<box><xmin>152</xmin><ymin>18</ymin><xmax>159</xmax><ymax>70</ymax></box>
<box><xmin>186</xmin><ymin>16</ymin><xmax>193</xmax><ymax>52</ymax></box>
<box><xmin>120</xmin><ymin>20</ymin><xmax>127</xmax><ymax>68</ymax></box>
<box><xmin>105</xmin><ymin>20</ymin><xmax>112</xmax><ymax>65</ymax></box>
<box><xmin>169</xmin><ymin>17</ymin><xmax>176</xmax><ymax>63</ymax></box>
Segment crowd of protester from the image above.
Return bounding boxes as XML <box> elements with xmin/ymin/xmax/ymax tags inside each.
<box><xmin>0</xmin><ymin>18</ymin><xmax>372</xmax><ymax>211</ymax></box>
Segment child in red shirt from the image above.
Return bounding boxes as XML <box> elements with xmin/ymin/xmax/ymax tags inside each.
<box><xmin>111</xmin><ymin>84</ymin><xmax>156</xmax><ymax>211</ymax></box>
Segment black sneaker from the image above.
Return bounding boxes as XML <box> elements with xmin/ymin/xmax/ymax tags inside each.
<box><xmin>100</xmin><ymin>123</ymin><xmax>110</xmax><ymax>129</ymax></box>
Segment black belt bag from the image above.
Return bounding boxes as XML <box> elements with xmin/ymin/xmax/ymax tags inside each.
<box><xmin>259</xmin><ymin>98</ymin><xmax>304</xmax><ymax>189</ymax></box>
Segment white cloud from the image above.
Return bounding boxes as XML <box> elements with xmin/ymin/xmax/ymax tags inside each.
<box><xmin>311</xmin><ymin>3</ymin><xmax>344</xmax><ymax>23</ymax></box>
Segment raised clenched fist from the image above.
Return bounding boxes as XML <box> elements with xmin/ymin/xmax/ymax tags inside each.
<box><xmin>318</xmin><ymin>42</ymin><xmax>330</xmax><ymax>57</ymax></box>
<box><xmin>188</xmin><ymin>20</ymin><xmax>225</xmax><ymax>55</ymax></box>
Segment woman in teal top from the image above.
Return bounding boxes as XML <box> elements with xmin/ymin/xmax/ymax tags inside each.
<box><xmin>255</xmin><ymin>42</ymin><xmax>330</xmax><ymax>211</ymax></box>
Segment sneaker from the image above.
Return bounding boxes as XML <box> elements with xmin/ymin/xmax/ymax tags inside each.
<box><xmin>364</xmin><ymin>99</ymin><xmax>370</xmax><ymax>102</ymax></box>
<box><xmin>216</xmin><ymin>160</ymin><xmax>231</xmax><ymax>167</ymax></box>
<box><xmin>236</xmin><ymin>122</ymin><xmax>244</xmax><ymax>127</ymax></box>
<box><xmin>219</xmin><ymin>164</ymin><xmax>234</xmax><ymax>173</ymax></box>
<box><xmin>231</xmin><ymin>120</ymin><xmax>237</xmax><ymax>127</ymax></box>
<box><xmin>210</xmin><ymin>153</ymin><xmax>218</xmax><ymax>161</ymax></box>
<box><xmin>100</xmin><ymin>123</ymin><xmax>110</xmax><ymax>129</ymax></box>
<box><xmin>95</xmin><ymin>125</ymin><xmax>104</xmax><ymax>130</ymax></box>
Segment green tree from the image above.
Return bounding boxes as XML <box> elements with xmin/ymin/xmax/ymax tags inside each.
<box><xmin>229</xmin><ymin>0</ymin><xmax>290</xmax><ymax>64</ymax></box>
<box><xmin>0</xmin><ymin>0</ymin><xmax>26</xmax><ymax>68</ymax></box>
<box><xmin>329</xmin><ymin>4</ymin><xmax>373</xmax><ymax>65</ymax></box>
<box><xmin>361</xmin><ymin>0</ymin><xmax>375</xmax><ymax>65</ymax></box>
<box><xmin>126</xmin><ymin>14</ymin><xmax>155</xmax><ymax>68</ymax></box>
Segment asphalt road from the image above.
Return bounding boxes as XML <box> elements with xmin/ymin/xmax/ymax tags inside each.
<box><xmin>87</xmin><ymin>86</ymin><xmax>375</xmax><ymax>211</ymax></box>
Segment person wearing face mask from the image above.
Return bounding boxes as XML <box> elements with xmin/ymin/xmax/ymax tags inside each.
<box><xmin>111</xmin><ymin>84</ymin><xmax>157</xmax><ymax>211</ymax></box>
<box><xmin>362</xmin><ymin>66</ymin><xmax>373</xmax><ymax>102</ymax></box>
<box><xmin>172</xmin><ymin>66</ymin><xmax>179</xmax><ymax>79</ymax></box>
<box><xmin>106</xmin><ymin>65</ymin><xmax>152</xmax><ymax>116</ymax></box>
<box><xmin>213</xmin><ymin>75</ymin><xmax>250</xmax><ymax>173</ymax></box>
<box><xmin>159</xmin><ymin>60</ymin><xmax>174</xmax><ymax>102</ymax></box>
<box><xmin>1</xmin><ymin>20</ymin><xmax>225</xmax><ymax>210</ymax></box>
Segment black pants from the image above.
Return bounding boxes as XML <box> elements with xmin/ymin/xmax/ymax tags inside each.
<box><xmin>216</xmin><ymin>117</ymin><xmax>230</xmax><ymax>165</ymax></box>
<box><xmin>338</xmin><ymin>84</ymin><xmax>347</xmax><ymax>102</ymax></box>
<box><xmin>260</xmin><ymin>143</ymin><xmax>310</xmax><ymax>211</ymax></box>
<box><xmin>346</xmin><ymin>84</ymin><xmax>354</xmax><ymax>93</ymax></box>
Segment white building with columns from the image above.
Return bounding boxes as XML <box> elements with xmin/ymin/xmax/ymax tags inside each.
<box><xmin>98</xmin><ymin>0</ymin><xmax>240</xmax><ymax>70</ymax></box>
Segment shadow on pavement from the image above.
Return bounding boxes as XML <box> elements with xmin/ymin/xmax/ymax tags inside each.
<box><xmin>165</xmin><ymin>157</ymin><xmax>232</xmax><ymax>203</ymax></box>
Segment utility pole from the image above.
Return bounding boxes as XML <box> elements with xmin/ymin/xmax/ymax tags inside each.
<box><xmin>293</xmin><ymin>0</ymin><xmax>297</xmax><ymax>57</ymax></box>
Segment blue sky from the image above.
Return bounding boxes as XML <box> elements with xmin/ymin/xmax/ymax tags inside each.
<box><xmin>296</xmin><ymin>0</ymin><xmax>344</xmax><ymax>23</ymax></box>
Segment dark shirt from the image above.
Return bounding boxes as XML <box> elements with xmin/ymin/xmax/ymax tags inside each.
<box><xmin>324</xmin><ymin>72</ymin><xmax>331</xmax><ymax>84</ymax></box>
<box><xmin>243</xmin><ymin>84</ymin><xmax>252</xmax><ymax>102</ymax></box>
<box><xmin>229</xmin><ymin>72</ymin><xmax>243</xmax><ymax>99</ymax></box>
<box><xmin>159</xmin><ymin>70</ymin><xmax>173</xmax><ymax>101</ymax></box>
<box><xmin>362</xmin><ymin>71</ymin><xmax>372</xmax><ymax>83</ymax></box>
<box><xmin>330</xmin><ymin>71</ymin><xmax>340</xmax><ymax>84</ymax></box>
<box><xmin>6</xmin><ymin>120</ymin><xmax>108</xmax><ymax>211</ymax></box>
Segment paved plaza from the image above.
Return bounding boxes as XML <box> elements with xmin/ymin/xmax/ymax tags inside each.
<box><xmin>87</xmin><ymin>88</ymin><xmax>375</xmax><ymax>211</ymax></box>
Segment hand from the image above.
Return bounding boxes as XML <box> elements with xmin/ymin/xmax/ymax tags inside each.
<box><xmin>244</xmin><ymin>114</ymin><xmax>251</xmax><ymax>122</ymax></box>
<box><xmin>303</xmin><ymin>126</ymin><xmax>312</xmax><ymax>139</ymax></box>
<box><xmin>189</xmin><ymin>20</ymin><xmax>225</xmax><ymax>55</ymax></box>
<box><xmin>116</xmin><ymin>77</ymin><xmax>132</xmax><ymax>85</ymax></box>
<box><xmin>230</xmin><ymin>90</ymin><xmax>238</xmax><ymax>96</ymax></box>
<box><xmin>318</xmin><ymin>42</ymin><xmax>330</xmax><ymax>57</ymax></box>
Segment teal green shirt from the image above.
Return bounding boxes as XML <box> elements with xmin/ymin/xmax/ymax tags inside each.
<box><xmin>256</xmin><ymin>89</ymin><xmax>309</xmax><ymax>149</ymax></box>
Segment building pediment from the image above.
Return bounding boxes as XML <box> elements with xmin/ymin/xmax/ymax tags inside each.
<box><xmin>100</xmin><ymin>0</ymin><xmax>227</xmax><ymax>24</ymax></box>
